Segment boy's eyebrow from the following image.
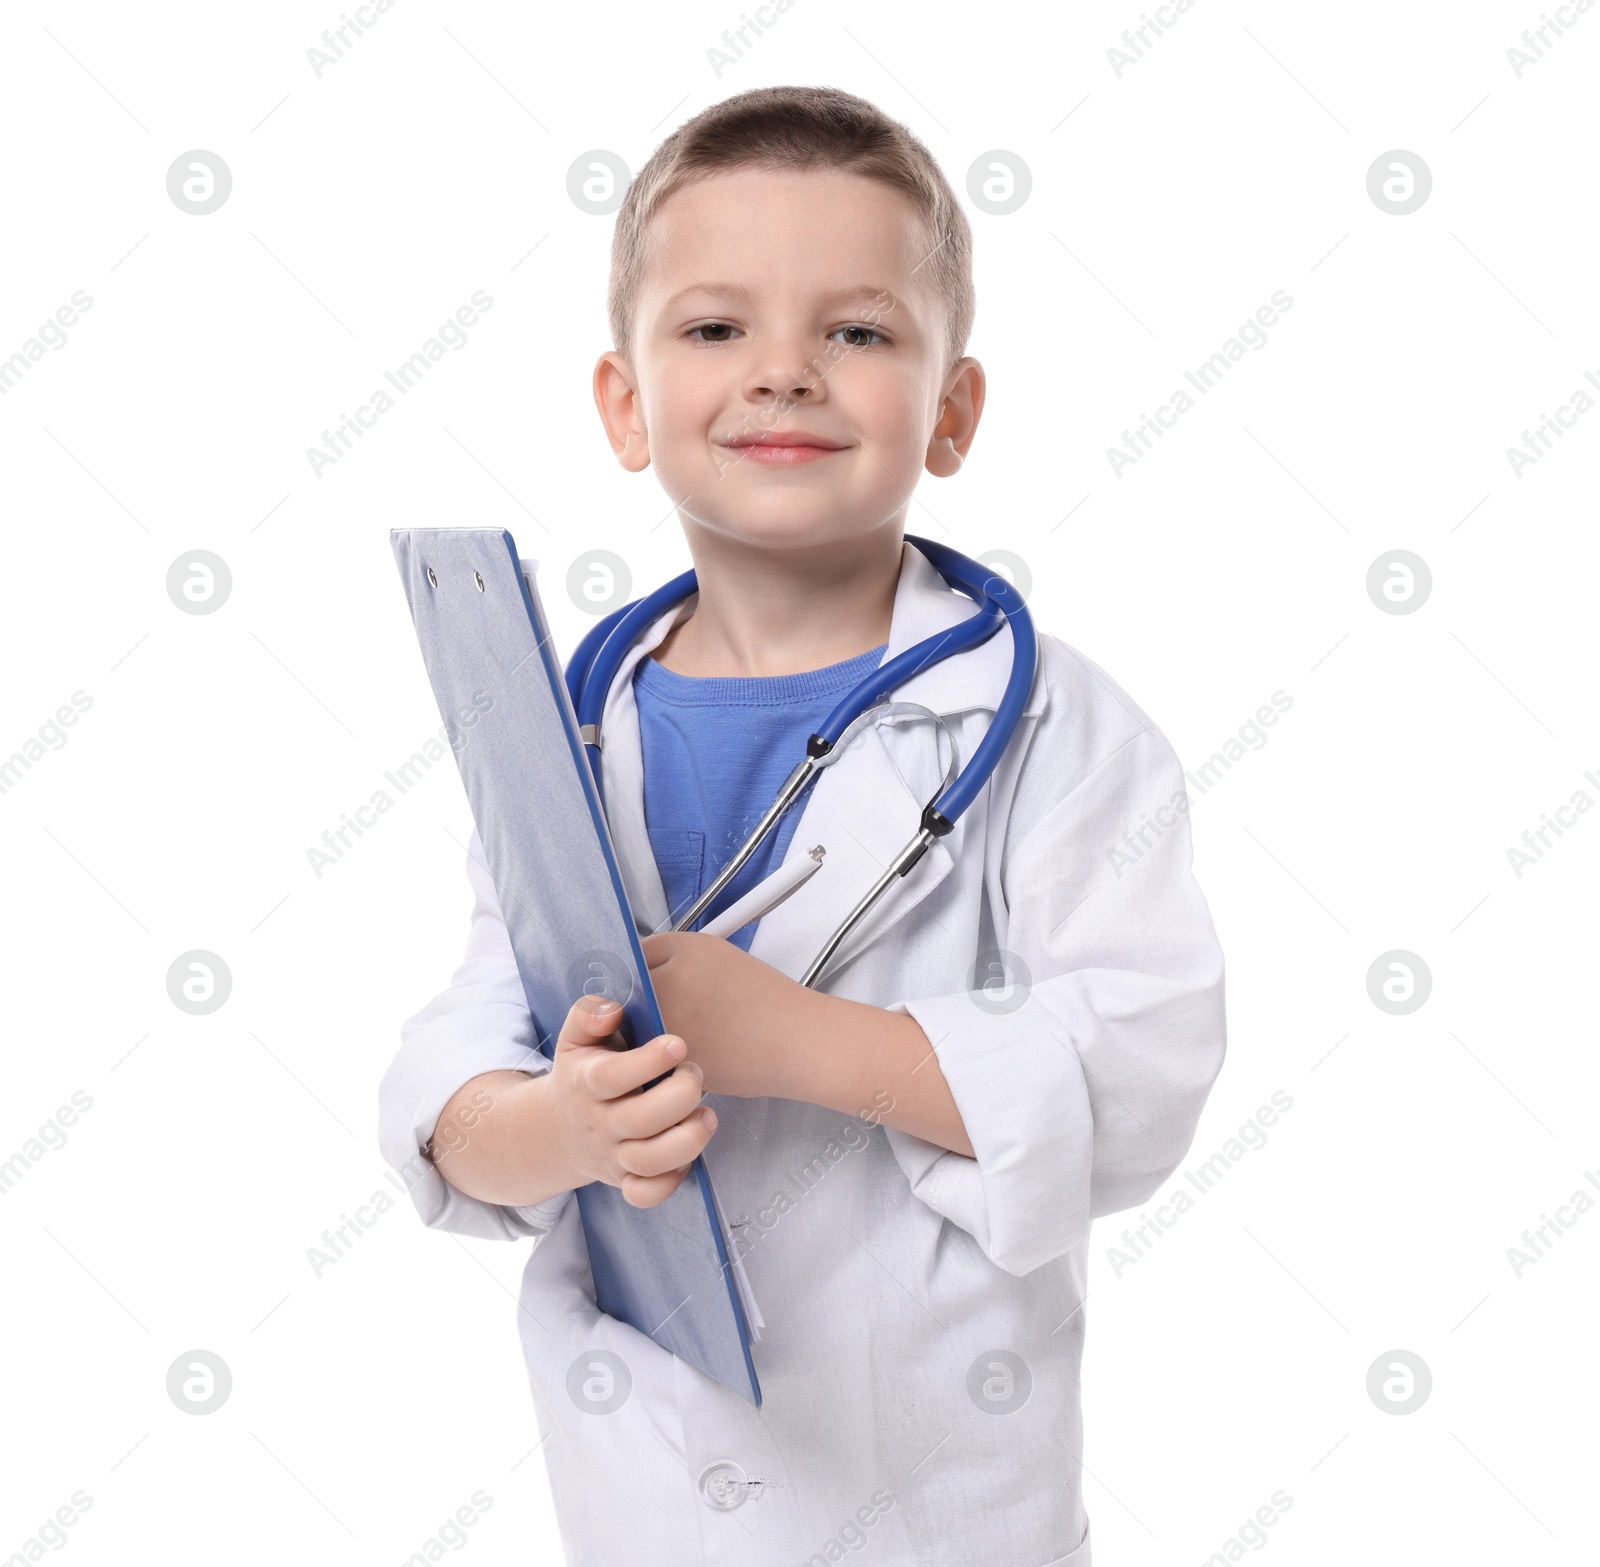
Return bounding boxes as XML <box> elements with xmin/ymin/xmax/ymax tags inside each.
<box><xmin>659</xmin><ymin>281</ymin><xmax>902</xmax><ymax>313</ymax></box>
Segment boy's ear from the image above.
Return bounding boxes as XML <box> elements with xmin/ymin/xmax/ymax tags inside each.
<box><xmin>593</xmin><ymin>352</ymin><xmax>652</xmax><ymax>472</ymax></box>
<box><xmin>924</xmin><ymin>358</ymin><xmax>985</xmax><ymax>478</ymax></box>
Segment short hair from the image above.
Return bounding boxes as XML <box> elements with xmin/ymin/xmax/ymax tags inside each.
<box><xmin>608</xmin><ymin>85</ymin><xmax>974</xmax><ymax>368</ymax></box>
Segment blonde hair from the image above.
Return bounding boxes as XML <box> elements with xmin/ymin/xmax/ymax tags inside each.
<box><xmin>608</xmin><ymin>85</ymin><xmax>974</xmax><ymax>367</ymax></box>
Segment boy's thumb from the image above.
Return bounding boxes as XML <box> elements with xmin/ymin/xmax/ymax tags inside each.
<box><xmin>554</xmin><ymin>995</ymin><xmax>623</xmax><ymax>1052</ymax></box>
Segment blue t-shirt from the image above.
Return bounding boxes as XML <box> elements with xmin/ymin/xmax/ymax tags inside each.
<box><xmin>633</xmin><ymin>642</ymin><xmax>888</xmax><ymax>950</ymax></box>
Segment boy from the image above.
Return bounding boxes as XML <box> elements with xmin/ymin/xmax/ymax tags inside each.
<box><xmin>379</xmin><ymin>85</ymin><xmax>1225</xmax><ymax>1567</ymax></box>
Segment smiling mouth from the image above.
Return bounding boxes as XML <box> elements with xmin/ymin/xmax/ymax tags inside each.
<box><xmin>722</xmin><ymin>432</ymin><xmax>849</xmax><ymax>467</ymax></box>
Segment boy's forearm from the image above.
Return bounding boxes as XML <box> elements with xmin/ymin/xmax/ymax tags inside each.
<box><xmin>772</xmin><ymin>991</ymin><xmax>975</xmax><ymax>1160</ymax></box>
<box><xmin>429</xmin><ymin>1069</ymin><xmax>582</xmax><ymax>1209</ymax></box>
<box><xmin>644</xmin><ymin>934</ymin><xmax>976</xmax><ymax>1160</ymax></box>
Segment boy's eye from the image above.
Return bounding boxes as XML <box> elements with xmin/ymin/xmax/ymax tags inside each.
<box><xmin>685</xmin><ymin>321</ymin><xmax>888</xmax><ymax>347</ymax></box>
<box><xmin>831</xmin><ymin>324</ymin><xmax>887</xmax><ymax>349</ymax></box>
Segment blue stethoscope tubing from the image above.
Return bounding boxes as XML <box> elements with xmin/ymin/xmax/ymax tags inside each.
<box><xmin>564</xmin><ymin>535</ymin><xmax>1038</xmax><ymax>986</ymax></box>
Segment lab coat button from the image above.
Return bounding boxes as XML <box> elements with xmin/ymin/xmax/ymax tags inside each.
<box><xmin>697</xmin><ymin>1459</ymin><xmax>751</xmax><ymax>1511</ymax></box>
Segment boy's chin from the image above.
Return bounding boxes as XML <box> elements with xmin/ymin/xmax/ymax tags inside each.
<box><xmin>691</xmin><ymin>506</ymin><xmax>889</xmax><ymax>553</ymax></box>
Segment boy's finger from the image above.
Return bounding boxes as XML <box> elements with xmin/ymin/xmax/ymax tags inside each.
<box><xmin>619</xmin><ymin>1164</ymin><xmax>693</xmax><ymax>1210</ymax></box>
<box><xmin>616</xmin><ymin>1107</ymin><xmax>717</xmax><ymax>1180</ymax></box>
<box><xmin>609</xmin><ymin>1061</ymin><xmax>704</xmax><ymax>1141</ymax></box>
<box><xmin>585</xmin><ymin>1031</ymin><xmax>689</xmax><ymax>1100</ymax></box>
<box><xmin>554</xmin><ymin>995</ymin><xmax>625</xmax><ymax>1053</ymax></box>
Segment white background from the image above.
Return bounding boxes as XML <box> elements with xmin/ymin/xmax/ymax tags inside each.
<box><xmin>2</xmin><ymin>0</ymin><xmax>1596</xmax><ymax>1562</ymax></box>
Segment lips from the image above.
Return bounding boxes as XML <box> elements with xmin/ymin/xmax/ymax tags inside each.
<box><xmin>724</xmin><ymin>431</ymin><xmax>847</xmax><ymax>467</ymax></box>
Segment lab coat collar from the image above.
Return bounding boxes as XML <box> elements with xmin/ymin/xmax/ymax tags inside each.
<box><xmin>603</xmin><ymin>539</ymin><xmax>1044</xmax><ymax>721</ymax></box>
<box><xmin>878</xmin><ymin>538</ymin><xmax>1047</xmax><ymax>722</ymax></box>
<box><xmin>589</xmin><ymin>538</ymin><xmax>1045</xmax><ymax>979</ymax></box>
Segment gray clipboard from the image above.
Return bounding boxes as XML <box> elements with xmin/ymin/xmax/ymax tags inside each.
<box><xmin>391</xmin><ymin>527</ymin><xmax>760</xmax><ymax>1406</ymax></box>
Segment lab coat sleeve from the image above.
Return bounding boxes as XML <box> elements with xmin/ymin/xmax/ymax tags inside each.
<box><xmin>882</xmin><ymin>724</ymin><xmax>1226</xmax><ymax>1277</ymax></box>
<box><xmin>377</xmin><ymin>829</ymin><xmax>575</xmax><ymax>1241</ymax></box>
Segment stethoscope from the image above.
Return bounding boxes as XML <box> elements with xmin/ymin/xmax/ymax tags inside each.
<box><xmin>564</xmin><ymin>536</ymin><xmax>1037</xmax><ymax>988</ymax></box>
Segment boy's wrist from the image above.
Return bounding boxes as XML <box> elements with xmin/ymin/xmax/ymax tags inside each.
<box><xmin>766</xmin><ymin>987</ymin><xmax>858</xmax><ymax>1109</ymax></box>
<box><xmin>433</xmin><ymin>1068</ymin><xmax>591</xmax><ymax>1209</ymax></box>
<box><xmin>748</xmin><ymin>975</ymin><xmax>825</xmax><ymax>1103</ymax></box>
<box><xmin>774</xmin><ymin>992</ymin><xmax>976</xmax><ymax>1158</ymax></box>
<box><xmin>527</xmin><ymin>1069</ymin><xmax>598</xmax><ymax>1194</ymax></box>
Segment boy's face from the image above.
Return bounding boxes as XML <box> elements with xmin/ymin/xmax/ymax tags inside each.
<box><xmin>595</xmin><ymin>167</ymin><xmax>983</xmax><ymax>556</ymax></box>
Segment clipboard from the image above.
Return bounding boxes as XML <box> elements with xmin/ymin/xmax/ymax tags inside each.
<box><xmin>391</xmin><ymin>527</ymin><xmax>762</xmax><ymax>1406</ymax></box>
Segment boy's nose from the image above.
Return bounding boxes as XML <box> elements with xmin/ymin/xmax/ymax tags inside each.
<box><xmin>744</xmin><ymin>344</ymin><xmax>828</xmax><ymax>402</ymax></box>
<box><xmin>748</xmin><ymin>371</ymin><xmax>820</xmax><ymax>401</ymax></box>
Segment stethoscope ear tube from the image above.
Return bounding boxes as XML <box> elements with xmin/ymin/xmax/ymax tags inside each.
<box><xmin>811</xmin><ymin>592</ymin><xmax>1003</xmax><ymax>747</ymax></box>
<box><xmin>571</xmin><ymin>568</ymin><xmax>699</xmax><ymax>794</ymax></box>
<box><xmin>563</xmin><ymin>599</ymin><xmax>635</xmax><ymax>714</ymax></box>
<box><xmin>797</xmin><ymin>542</ymin><xmax>1037</xmax><ymax>987</ymax></box>
<box><xmin>903</xmin><ymin>536</ymin><xmax>1039</xmax><ymax>831</ymax></box>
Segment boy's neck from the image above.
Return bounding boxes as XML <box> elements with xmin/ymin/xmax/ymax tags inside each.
<box><xmin>652</xmin><ymin>522</ymin><xmax>902</xmax><ymax>679</ymax></box>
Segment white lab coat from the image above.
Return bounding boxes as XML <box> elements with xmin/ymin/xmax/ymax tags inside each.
<box><xmin>378</xmin><ymin>541</ymin><xmax>1226</xmax><ymax>1567</ymax></box>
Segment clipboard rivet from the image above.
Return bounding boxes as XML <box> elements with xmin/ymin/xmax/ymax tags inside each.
<box><xmin>474</xmin><ymin>569</ymin><xmax>485</xmax><ymax>592</ymax></box>
<box><xmin>425</xmin><ymin>565</ymin><xmax>437</xmax><ymax>588</ymax></box>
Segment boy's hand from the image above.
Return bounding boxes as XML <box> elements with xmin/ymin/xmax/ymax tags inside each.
<box><xmin>641</xmin><ymin>932</ymin><xmax>808</xmax><ymax>1099</ymax></box>
<box><xmin>549</xmin><ymin>994</ymin><xmax>717</xmax><ymax>1208</ymax></box>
